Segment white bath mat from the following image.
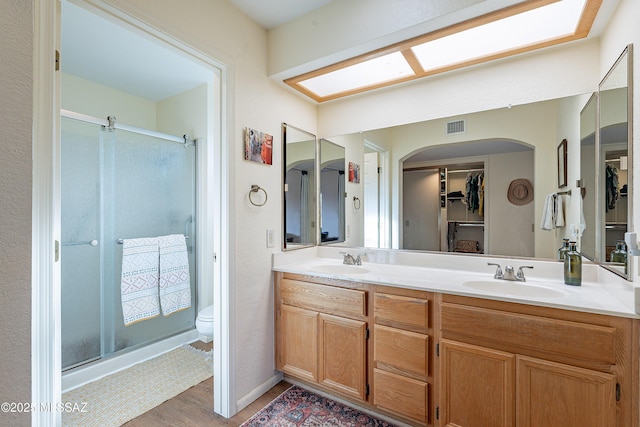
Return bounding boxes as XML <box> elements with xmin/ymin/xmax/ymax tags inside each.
<box><xmin>62</xmin><ymin>345</ymin><xmax>212</xmax><ymax>426</ymax></box>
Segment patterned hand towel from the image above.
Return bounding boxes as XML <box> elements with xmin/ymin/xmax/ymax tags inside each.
<box><xmin>121</xmin><ymin>237</ymin><xmax>160</xmax><ymax>325</ymax></box>
<box><xmin>158</xmin><ymin>234</ymin><xmax>192</xmax><ymax>316</ymax></box>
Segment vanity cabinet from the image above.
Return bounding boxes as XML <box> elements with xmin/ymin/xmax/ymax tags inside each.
<box><xmin>372</xmin><ymin>287</ymin><xmax>433</xmax><ymax>425</ymax></box>
<box><xmin>275</xmin><ymin>273</ymin><xmax>369</xmax><ymax>402</ymax></box>
<box><xmin>274</xmin><ymin>272</ymin><xmax>638</xmax><ymax>427</ymax></box>
<box><xmin>438</xmin><ymin>294</ymin><xmax>634</xmax><ymax>427</ymax></box>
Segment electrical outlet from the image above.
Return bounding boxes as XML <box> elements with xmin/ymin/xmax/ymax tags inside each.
<box><xmin>266</xmin><ymin>229</ymin><xmax>275</xmax><ymax>248</ymax></box>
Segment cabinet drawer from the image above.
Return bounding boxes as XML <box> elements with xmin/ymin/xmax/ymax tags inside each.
<box><xmin>374</xmin><ymin>293</ymin><xmax>429</xmax><ymax>333</ymax></box>
<box><xmin>374</xmin><ymin>325</ymin><xmax>428</xmax><ymax>379</ymax></box>
<box><xmin>373</xmin><ymin>368</ymin><xmax>428</xmax><ymax>424</ymax></box>
<box><xmin>441</xmin><ymin>302</ymin><xmax>616</xmax><ymax>365</ymax></box>
<box><xmin>280</xmin><ymin>279</ymin><xmax>366</xmax><ymax>318</ymax></box>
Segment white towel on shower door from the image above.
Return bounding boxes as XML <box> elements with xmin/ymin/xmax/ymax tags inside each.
<box><xmin>158</xmin><ymin>234</ymin><xmax>192</xmax><ymax>316</ymax></box>
<box><xmin>120</xmin><ymin>237</ymin><xmax>161</xmax><ymax>325</ymax></box>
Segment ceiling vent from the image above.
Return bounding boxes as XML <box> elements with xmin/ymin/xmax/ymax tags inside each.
<box><xmin>446</xmin><ymin>119</ymin><xmax>466</xmax><ymax>135</ymax></box>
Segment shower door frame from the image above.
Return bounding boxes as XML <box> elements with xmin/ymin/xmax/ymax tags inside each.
<box><xmin>32</xmin><ymin>0</ymin><xmax>234</xmax><ymax>425</ymax></box>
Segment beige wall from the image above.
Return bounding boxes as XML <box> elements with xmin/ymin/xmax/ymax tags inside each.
<box><xmin>62</xmin><ymin>73</ymin><xmax>157</xmax><ymax>129</ymax></box>
<box><xmin>0</xmin><ymin>1</ymin><xmax>33</xmax><ymax>425</ymax></box>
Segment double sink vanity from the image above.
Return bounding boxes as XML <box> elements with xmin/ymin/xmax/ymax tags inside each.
<box><xmin>273</xmin><ymin>247</ymin><xmax>640</xmax><ymax>427</ymax></box>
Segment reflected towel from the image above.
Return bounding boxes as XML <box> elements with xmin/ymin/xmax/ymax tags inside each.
<box><xmin>555</xmin><ymin>194</ymin><xmax>565</xmax><ymax>227</ymax></box>
<box><xmin>158</xmin><ymin>234</ymin><xmax>192</xmax><ymax>316</ymax></box>
<box><xmin>121</xmin><ymin>238</ymin><xmax>160</xmax><ymax>325</ymax></box>
<box><xmin>540</xmin><ymin>194</ymin><xmax>555</xmax><ymax>230</ymax></box>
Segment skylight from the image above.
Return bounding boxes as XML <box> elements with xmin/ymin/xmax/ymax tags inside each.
<box><xmin>286</xmin><ymin>0</ymin><xmax>599</xmax><ymax>102</ymax></box>
<box><xmin>298</xmin><ymin>51</ymin><xmax>416</xmax><ymax>98</ymax></box>
<box><xmin>411</xmin><ymin>0</ymin><xmax>587</xmax><ymax>71</ymax></box>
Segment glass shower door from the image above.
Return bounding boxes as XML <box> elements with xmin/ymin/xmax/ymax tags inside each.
<box><xmin>103</xmin><ymin>127</ymin><xmax>197</xmax><ymax>354</ymax></box>
<box><xmin>61</xmin><ymin>116</ymin><xmax>197</xmax><ymax>370</ymax></box>
<box><xmin>61</xmin><ymin>118</ymin><xmax>103</xmax><ymax>369</ymax></box>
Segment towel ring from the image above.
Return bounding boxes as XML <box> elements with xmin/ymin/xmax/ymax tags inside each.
<box><xmin>353</xmin><ymin>196</ymin><xmax>361</xmax><ymax>210</ymax></box>
<box><xmin>249</xmin><ymin>185</ymin><xmax>268</xmax><ymax>206</ymax></box>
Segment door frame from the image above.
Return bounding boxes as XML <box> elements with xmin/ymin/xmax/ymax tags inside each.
<box><xmin>32</xmin><ymin>1</ymin><xmax>234</xmax><ymax>424</ymax></box>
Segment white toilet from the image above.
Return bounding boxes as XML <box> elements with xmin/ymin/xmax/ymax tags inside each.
<box><xmin>196</xmin><ymin>305</ymin><xmax>214</xmax><ymax>342</ymax></box>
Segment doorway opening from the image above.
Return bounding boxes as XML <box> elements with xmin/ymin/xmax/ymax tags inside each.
<box><xmin>32</xmin><ymin>0</ymin><xmax>231</xmax><ymax>423</ymax></box>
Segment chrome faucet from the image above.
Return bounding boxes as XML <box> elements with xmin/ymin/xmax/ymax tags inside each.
<box><xmin>488</xmin><ymin>263</ymin><xmax>533</xmax><ymax>281</ymax></box>
<box><xmin>340</xmin><ymin>251</ymin><xmax>363</xmax><ymax>265</ymax></box>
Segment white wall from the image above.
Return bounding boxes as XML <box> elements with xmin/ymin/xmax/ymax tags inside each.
<box><xmin>0</xmin><ymin>1</ymin><xmax>33</xmax><ymax>425</ymax></box>
<box><xmin>62</xmin><ymin>73</ymin><xmax>157</xmax><ymax>129</ymax></box>
<box><xmin>488</xmin><ymin>150</ymin><xmax>535</xmax><ymax>257</ymax></box>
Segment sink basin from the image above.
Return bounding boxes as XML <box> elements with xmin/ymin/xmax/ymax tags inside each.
<box><xmin>311</xmin><ymin>264</ymin><xmax>370</xmax><ymax>275</ymax></box>
<box><xmin>461</xmin><ymin>280</ymin><xmax>566</xmax><ymax>298</ymax></box>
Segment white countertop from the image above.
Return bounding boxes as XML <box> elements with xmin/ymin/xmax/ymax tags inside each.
<box><xmin>273</xmin><ymin>247</ymin><xmax>640</xmax><ymax>319</ymax></box>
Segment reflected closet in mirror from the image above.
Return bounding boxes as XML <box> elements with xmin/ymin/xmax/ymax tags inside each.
<box><xmin>282</xmin><ymin>123</ymin><xmax>317</xmax><ymax>251</ymax></box>
<box><xmin>319</xmin><ymin>139</ymin><xmax>346</xmax><ymax>245</ymax></box>
<box><xmin>598</xmin><ymin>45</ymin><xmax>633</xmax><ymax>278</ymax></box>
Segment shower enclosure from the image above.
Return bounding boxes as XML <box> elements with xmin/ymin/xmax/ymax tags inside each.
<box><xmin>60</xmin><ymin>111</ymin><xmax>197</xmax><ymax>370</ymax></box>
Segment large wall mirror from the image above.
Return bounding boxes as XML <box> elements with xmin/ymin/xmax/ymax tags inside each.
<box><xmin>317</xmin><ymin>44</ymin><xmax>633</xmax><ymax>270</ymax></box>
<box><xmin>323</xmin><ymin>96</ymin><xmax>578</xmax><ymax>260</ymax></box>
<box><xmin>283</xmin><ymin>123</ymin><xmax>317</xmax><ymax>250</ymax></box>
<box><xmin>319</xmin><ymin>139</ymin><xmax>346</xmax><ymax>245</ymax></box>
<box><xmin>596</xmin><ymin>45</ymin><xmax>633</xmax><ymax>278</ymax></box>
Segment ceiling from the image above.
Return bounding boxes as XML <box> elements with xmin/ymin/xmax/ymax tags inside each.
<box><xmin>228</xmin><ymin>0</ymin><xmax>335</xmax><ymax>29</ymax></box>
<box><xmin>61</xmin><ymin>1</ymin><xmax>215</xmax><ymax>102</ymax></box>
<box><xmin>60</xmin><ymin>0</ymin><xmax>336</xmax><ymax>102</ymax></box>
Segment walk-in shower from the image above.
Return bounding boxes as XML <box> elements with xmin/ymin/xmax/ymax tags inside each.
<box><xmin>60</xmin><ymin>110</ymin><xmax>198</xmax><ymax>371</ymax></box>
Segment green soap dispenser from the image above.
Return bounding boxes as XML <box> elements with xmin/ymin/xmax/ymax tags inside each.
<box><xmin>611</xmin><ymin>240</ymin><xmax>628</xmax><ymax>274</ymax></box>
<box><xmin>563</xmin><ymin>241</ymin><xmax>582</xmax><ymax>286</ymax></box>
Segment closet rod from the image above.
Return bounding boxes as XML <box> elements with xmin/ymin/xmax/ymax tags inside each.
<box><xmin>448</xmin><ymin>168</ymin><xmax>484</xmax><ymax>174</ymax></box>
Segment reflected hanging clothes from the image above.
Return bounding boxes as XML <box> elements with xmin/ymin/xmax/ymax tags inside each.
<box><xmin>478</xmin><ymin>172</ymin><xmax>485</xmax><ymax>217</ymax></box>
<box><xmin>466</xmin><ymin>173</ymin><xmax>479</xmax><ymax>213</ymax></box>
<box><xmin>606</xmin><ymin>164</ymin><xmax>619</xmax><ymax>212</ymax></box>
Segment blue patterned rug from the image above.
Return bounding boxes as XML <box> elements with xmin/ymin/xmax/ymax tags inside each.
<box><xmin>241</xmin><ymin>385</ymin><xmax>397</xmax><ymax>426</ymax></box>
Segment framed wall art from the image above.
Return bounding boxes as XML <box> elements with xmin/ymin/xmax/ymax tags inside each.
<box><xmin>244</xmin><ymin>127</ymin><xmax>273</xmax><ymax>165</ymax></box>
<box><xmin>557</xmin><ymin>138</ymin><xmax>567</xmax><ymax>188</ymax></box>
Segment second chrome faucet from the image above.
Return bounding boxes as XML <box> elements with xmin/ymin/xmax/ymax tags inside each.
<box><xmin>488</xmin><ymin>262</ymin><xmax>533</xmax><ymax>282</ymax></box>
<box><xmin>340</xmin><ymin>251</ymin><xmax>365</xmax><ymax>265</ymax></box>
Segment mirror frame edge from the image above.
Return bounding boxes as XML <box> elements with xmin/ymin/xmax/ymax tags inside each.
<box><xmin>282</xmin><ymin>122</ymin><xmax>319</xmax><ymax>251</ymax></box>
<box><xmin>597</xmin><ymin>44</ymin><xmax>634</xmax><ymax>280</ymax></box>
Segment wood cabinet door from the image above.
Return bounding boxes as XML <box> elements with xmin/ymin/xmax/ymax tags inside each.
<box><xmin>516</xmin><ymin>356</ymin><xmax>616</xmax><ymax>427</ymax></box>
<box><xmin>319</xmin><ymin>313</ymin><xmax>368</xmax><ymax>401</ymax></box>
<box><xmin>440</xmin><ymin>339</ymin><xmax>515</xmax><ymax>427</ymax></box>
<box><xmin>279</xmin><ymin>304</ymin><xmax>318</xmax><ymax>382</ymax></box>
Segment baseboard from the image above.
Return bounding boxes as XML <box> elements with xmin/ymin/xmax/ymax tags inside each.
<box><xmin>236</xmin><ymin>372</ymin><xmax>284</xmax><ymax>412</ymax></box>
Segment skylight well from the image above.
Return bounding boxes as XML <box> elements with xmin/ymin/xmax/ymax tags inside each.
<box><xmin>287</xmin><ymin>0</ymin><xmax>599</xmax><ymax>102</ymax></box>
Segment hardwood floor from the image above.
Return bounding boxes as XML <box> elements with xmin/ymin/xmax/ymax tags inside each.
<box><xmin>124</xmin><ymin>341</ymin><xmax>291</xmax><ymax>426</ymax></box>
